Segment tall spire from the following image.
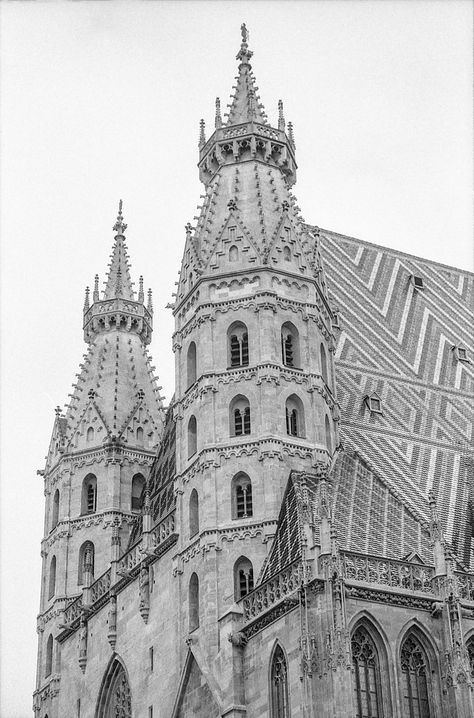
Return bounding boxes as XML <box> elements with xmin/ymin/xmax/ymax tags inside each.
<box><xmin>226</xmin><ymin>24</ymin><xmax>267</xmax><ymax>126</ymax></box>
<box><xmin>82</xmin><ymin>201</ymin><xmax>153</xmax><ymax>344</ymax></box>
<box><xmin>104</xmin><ymin>200</ymin><xmax>135</xmax><ymax>301</ymax></box>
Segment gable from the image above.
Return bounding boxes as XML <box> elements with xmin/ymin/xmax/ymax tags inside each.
<box><xmin>202</xmin><ymin>210</ymin><xmax>260</xmax><ymax>274</ymax></box>
<box><xmin>174</xmin><ymin>655</ymin><xmax>220</xmax><ymax>718</ymax></box>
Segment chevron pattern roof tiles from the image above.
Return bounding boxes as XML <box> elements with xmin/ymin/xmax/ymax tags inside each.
<box><xmin>319</xmin><ymin>230</ymin><xmax>474</xmax><ymax>568</ymax></box>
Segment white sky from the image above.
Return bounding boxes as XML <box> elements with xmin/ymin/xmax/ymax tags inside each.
<box><xmin>0</xmin><ymin>1</ymin><xmax>472</xmax><ymax>715</ymax></box>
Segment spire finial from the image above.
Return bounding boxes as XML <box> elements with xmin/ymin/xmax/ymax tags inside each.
<box><xmin>84</xmin><ymin>286</ymin><xmax>90</xmax><ymax>311</ymax></box>
<box><xmin>215</xmin><ymin>98</ymin><xmax>222</xmax><ymax>129</ymax></box>
<box><xmin>237</xmin><ymin>23</ymin><xmax>253</xmax><ymax>64</ymax></box>
<box><xmin>147</xmin><ymin>288</ymin><xmax>153</xmax><ymax>312</ymax></box>
<box><xmin>199</xmin><ymin>119</ymin><xmax>206</xmax><ymax>148</ymax></box>
<box><xmin>138</xmin><ymin>275</ymin><xmax>144</xmax><ymax>304</ymax></box>
<box><xmin>288</xmin><ymin>121</ymin><xmax>295</xmax><ymax>149</ymax></box>
<box><xmin>278</xmin><ymin>99</ymin><xmax>285</xmax><ymax>131</ymax></box>
<box><xmin>113</xmin><ymin>199</ymin><xmax>127</xmax><ymax>235</ymax></box>
<box><xmin>93</xmin><ymin>274</ymin><xmax>99</xmax><ymax>303</ymax></box>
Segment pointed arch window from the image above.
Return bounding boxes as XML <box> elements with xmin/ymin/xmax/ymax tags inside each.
<box><xmin>51</xmin><ymin>489</ymin><xmax>59</xmax><ymax>530</ymax></box>
<box><xmin>86</xmin><ymin>426</ymin><xmax>94</xmax><ymax>442</ymax></box>
<box><xmin>48</xmin><ymin>556</ymin><xmax>57</xmax><ymax>600</ymax></box>
<box><xmin>281</xmin><ymin>322</ymin><xmax>300</xmax><ymax>368</ymax></box>
<box><xmin>230</xmin><ymin>395</ymin><xmax>251</xmax><ymax>436</ymax></box>
<box><xmin>78</xmin><ymin>541</ymin><xmax>94</xmax><ymax>585</ymax></box>
<box><xmin>189</xmin><ymin>573</ymin><xmax>199</xmax><ymax>632</ymax></box>
<box><xmin>131</xmin><ymin>474</ymin><xmax>146</xmax><ymax>512</ymax></box>
<box><xmin>189</xmin><ymin>488</ymin><xmax>199</xmax><ymax>538</ymax></box>
<box><xmin>45</xmin><ymin>634</ymin><xmax>54</xmax><ymax>677</ymax></box>
<box><xmin>136</xmin><ymin>426</ymin><xmax>144</xmax><ymax>443</ymax></box>
<box><xmin>81</xmin><ymin>474</ymin><xmax>97</xmax><ymax>515</ymax></box>
<box><xmin>400</xmin><ymin>634</ymin><xmax>431</xmax><ymax>718</ymax></box>
<box><xmin>283</xmin><ymin>245</ymin><xmax>291</xmax><ymax>261</ymax></box>
<box><xmin>285</xmin><ymin>395</ymin><xmax>305</xmax><ymax>438</ymax></box>
<box><xmin>229</xmin><ymin>245</ymin><xmax>239</xmax><ymax>262</ymax></box>
<box><xmin>228</xmin><ymin>322</ymin><xmax>249</xmax><ymax>368</ymax></box>
<box><xmin>467</xmin><ymin>636</ymin><xmax>474</xmax><ymax>678</ymax></box>
<box><xmin>325</xmin><ymin>415</ymin><xmax>332</xmax><ymax>454</ymax></box>
<box><xmin>187</xmin><ymin>415</ymin><xmax>197</xmax><ymax>458</ymax></box>
<box><xmin>270</xmin><ymin>644</ymin><xmax>290</xmax><ymax>718</ymax></box>
<box><xmin>234</xmin><ymin>557</ymin><xmax>254</xmax><ymax>600</ymax></box>
<box><xmin>187</xmin><ymin>341</ymin><xmax>197</xmax><ymax>388</ymax></box>
<box><xmin>320</xmin><ymin>343</ymin><xmax>328</xmax><ymax>386</ymax></box>
<box><xmin>232</xmin><ymin>473</ymin><xmax>253</xmax><ymax>519</ymax></box>
<box><xmin>351</xmin><ymin>625</ymin><xmax>383</xmax><ymax>718</ymax></box>
<box><xmin>96</xmin><ymin>659</ymin><xmax>132</xmax><ymax>718</ymax></box>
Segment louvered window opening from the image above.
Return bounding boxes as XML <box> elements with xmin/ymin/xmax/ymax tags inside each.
<box><xmin>351</xmin><ymin>627</ymin><xmax>383</xmax><ymax>718</ymax></box>
<box><xmin>238</xmin><ymin>567</ymin><xmax>254</xmax><ymax>598</ymax></box>
<box><xmin>286</xmin><ymin>408</ymin><xmax>298</xmax><ymax>436</ymax></box>
<box><xmin>236</xmin><ymin>484</ymin><xmax>253</xmax><ymax>518</ymax></box>
<box><xmin>401</xmin><ymin>636</ymin><xmax>431</xmax><ymax>718</ymax></box>
<box><xmin>282</xmin><ymin>335</ymin><xmax>294</xmax><ymax>367</ymax></box>
<box><xmin>234</xmin><ymin>407</ymin><xmax>250</xmax><ymax>436</ymax></box>
<box><xmin>87</xmin><ymin>483</ymin><xmax>96</xmax><ymax>513</ymax></box>
<box><xmin>230</xmin><ymin>333</ymin><xmax>249</xmax><ymax>367</ymax></box>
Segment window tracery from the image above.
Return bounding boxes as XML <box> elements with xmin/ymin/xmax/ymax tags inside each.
<box><xmin>400</xmin><ymin>634</ymin><xmax>431</xmax><ymax>718</ymax></box>
<box><xmin>351</xmin><ymin>626</ymin><xmax>383</xmax><ymax>718</ymax></box>
<box><xmin>270</xmin><ymin>644</ymin><xmax>289</xmax><ymax>718</ymax></box>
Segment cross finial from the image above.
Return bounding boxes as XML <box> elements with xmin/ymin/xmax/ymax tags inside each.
<box><xmin>113</xmin><ymin>199</ymin><xmax>127</xmax><ymax>235</ymax></box>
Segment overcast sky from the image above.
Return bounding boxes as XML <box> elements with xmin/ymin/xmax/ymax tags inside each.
<box><xmin>1</xmin><ymin>2</ymin><xmax>472</xmax><ymax>716</ymax></box>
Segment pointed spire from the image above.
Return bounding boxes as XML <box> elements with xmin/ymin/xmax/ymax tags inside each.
<box><xmin>199</xmin><ymin>119</ymin><xmax>206</xmax><ymax>148</ymax></box>
<box><xmin>83</xmin><ymin>286</ymin><xmax>90</xmax><ymax>312</ymax></box>
<box><xmin>138</xmin><ymin>275</ymin><xmax>144</xmax><ymax>304</ymax></box>
<box><xmin>147</xmin><ymin>288</ymin><xmax>153</xmax><ymax>312</ymax></box>
<box><xmin>278</xmin><ymin>100</ymin><xmax>285</xmax><ymax>131</ymax></box>
<box><xmin>215</xmin><ymin>98</ymin><xmax>222</xmax><ymax>128</ymax></box>
<box><xmin>103</xmin><ymin>202</ymin><xmax>135</xmax><ymax>301</ymax></box>
<box><xmin>288</xmin><ymin>121</ymin><xmax>295</xmax><ymax>149</ymax></box>
<box><xmin>113</xmin><ymin>199</ymin><xmax>127</xmax><ymax>236</ymax></box>
<box><xmin>226</xmin><ymin>24</ymin><xmax>267</xmax><ymax>126</ymax></box>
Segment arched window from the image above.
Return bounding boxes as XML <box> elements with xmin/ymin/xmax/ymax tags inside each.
<box><xmin>325</xmin><ymin>415</ymin><xmax>332</xmax><ymax>454</ymax></box>
<box><xmin>81</xmin><ymin>474</ymin><xmax>97</xmax><ymax>515</ymax></box>
<box><xmin>320</xmin><ymin>343</ymin><xmax>328</xmax><ymax>386</ymax></box>
<box><xmin>45</xmin><ymin>634</ymin><xmax>53</xmax><ymax>677</ymax></box>
<box><xmin>230</xmin><ymin>395</ymin><xmax>251</xmax><ymax>436</ymax></box>
<box><xmin>467</xmin><ymin>636</ymin><xmax>474</xmax><ymax>678</ymax></box>
<box><xmin>187</xmin><ymin>415</ymin><xmax>197</xmax><ymax>458</ymax></box>
<box><xmin>188</xmin><ymin>271</ymin><xmax>193</xmax><ymax>289</ymax></box>
<box><xmin>232</xmin><ymin>473</ymin><xmax>253</xmax><ymax>519</ymax></box>
<box><xmin>189</xmin><ymin>573</ymin><xmax>199</xmax><ymax>631</ymax></box>
<box><xmin>136</xmin><ymin>426</ymin><xmax>144</xmax><ymax>443</ymax></box>
<box><xmin>51</xmin><ymin>489</ymin><xmax>59</xmax><ymax>530</ymax></box>
<box><xmin>189</xmin><ymin>489</ymin><xmax>199</xmax><ymax>538</ymax></box>
<box><xmin>86</xmin><ymin>426</ymin><xmax>94</xmax><ymax>442</ymax></box>
<box><xmin>48</xmin><ymin>556</ymin><xmax>56</xmax><ymax>600</ymax></box>
<box><xmin>228</xmin><ymin>322</ymin><xmax>249</xmax><ymax>368</ymax></box>
<box><xmin>285</xmin><ymin>395</ymin><xmax>305</xmax><ymax>438</ymax></box>
<box><xmin>131</xmin><ymin>474</ymin><xmax>146</xmax><ymax>512</ymax></box>
<box><xmin>234</xmin><ymin>557</ymin><xmax>254</xmax><ymax>600</ymax></box>
<box><xmin>96</xmin><ymin>658</ymin><xmax>131</xmax><ymax>718</ymax></box>
<box><xmin>270</xmin><ymin>644</ymin><xmax>289</xmax><ymax>718</ymax></box>
<box><xmin>281</xmin><ymin>322</ymin><xmax>300</xmax><ymax>368</ymax></box>
<box><xmin>78</xmin><ymin>541</ymin><xmax>94</xmax><ymax>585</ymax></box>
<box><xmin>229</xmin><ymin>245</ymin><xmax>239</xmax><ymax>262</ymax></box>
<box><xmin>351</xmin><ymin>625</ymin><xmax>383</xmax><ymax>718</ymax></box>
<box><xmin>283</xmin><ymin>245</ymin><xmax>291</xmax><ymax>261</ymax></box>
<box><xmin>187</xmin><ymin>341</ymin><xmax>197</xmax><ymax>388</ymax></box>
<box><xmin>400</xmin><ymin>633</ymin><xmax>432</xmax><ymax>718</ymax></box>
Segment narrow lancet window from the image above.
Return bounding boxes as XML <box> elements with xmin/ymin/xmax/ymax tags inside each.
<box><xmin>400</xmin><ymin>634</ymin><xmax>431</xmax><ymax>718</ymax></box>
<box><xmin>351</xmin><ymin>626</ymin><xmax>383</xmax><ymax>718</ymax></box>
<box><xmin>270</xmin><ymin>645</ymin><xmax>290</xmax><ymax>718</ymax></box>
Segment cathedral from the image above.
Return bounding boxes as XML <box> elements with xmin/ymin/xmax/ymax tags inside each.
<box><xmin>34</xmin><ymin>26</ymin><xmax>474</xmax><ymax>718</ymax></box>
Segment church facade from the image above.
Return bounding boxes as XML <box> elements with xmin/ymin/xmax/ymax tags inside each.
<box><xmin>34</xmin><ymin>28</ymin><xmax>474</xmax><ymax>718</ymax></box>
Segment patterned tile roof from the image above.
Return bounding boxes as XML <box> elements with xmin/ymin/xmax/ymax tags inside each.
<box><xmin>318</xmin><ymin>229</ymin><xmax>474</xmax><ymax>567</ymax></box>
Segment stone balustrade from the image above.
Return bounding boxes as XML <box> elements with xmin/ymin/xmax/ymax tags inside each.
<box><xmin>90</xmin><ymin>568</ymin><xmax>111</xmax><ymax>607</ymax></box>
<box><xmin>241</xmin><ymin>560</ymin><xmax>306</xmax><ymax>623</ymax></box>
<box><xmin>340</xmin><ymin>551</ymin><xmax>436</xmax><ymax>595</ymax></box>
<box><xmin>63</xmin><ymin>595</ymin><xmax>83</xmax><ymax>625</ymax></box>
<box><xmin>150</xmin><ymin>511</ymin><xmax>175</xmax><ymax>549</ymax></box>
<box><xmin>455</xmin><ymin>572</ymin><xmax>474</xmax><ymax>601</ymax></box>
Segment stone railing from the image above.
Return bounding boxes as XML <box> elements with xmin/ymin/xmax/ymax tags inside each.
<box><xmin>117</xmin><ymin>540</ymin><xmax>142</xmax><ymax>576</ymax></box>
<box><xmin>150</xmin><ymin>511</ymin><xmax>175</xmax><ymax>549</ymax></box>
<box><xmin>241</xmin><ymin>560</ymin><xmax>306</xmax><ymax>623</ymax></box>
<box><xmin>63</xmin><ymin>595</ymin><xmax>82</xmax><ymax>625</ymax></box>
<box><xmin>90</xmin><ymin>568</ymin><xmax>111</xmax><ymax>606</ymax></box>
<box><xmin>340</xmin><ymin>551</ymin><xmax>435</xmax><ymax>595</ymax></box>
<box><xmin>455</xmin><ymin>572</ymin><xmax>474</xmax><ymax>601</ymax></box>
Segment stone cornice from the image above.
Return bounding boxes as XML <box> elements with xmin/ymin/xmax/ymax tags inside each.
<box><xmin>43</xmin><ymin>444</ymin><xmax>156</xmax><ymax>483</ymax></box>
<box><xmin>42</xmin><ymin>510</ymin><xmax>137</xmax><ymax>552</ymax></box>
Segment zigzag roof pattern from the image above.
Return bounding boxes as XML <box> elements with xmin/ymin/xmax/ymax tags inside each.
<box><xmin>318</xmin><ymin>229</ymin><xmax>474</xmax><ymax>567</ymax></box>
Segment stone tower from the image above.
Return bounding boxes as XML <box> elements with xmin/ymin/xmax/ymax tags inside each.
<box><xmin>171</xmin><ymin>24</ymin><xmax>339</xmax><ymax>700</ymax></box>
<box><xmin>34</xmin><ymin>203</ymin><xmax>165</xmax><ymax>704</ymax></box>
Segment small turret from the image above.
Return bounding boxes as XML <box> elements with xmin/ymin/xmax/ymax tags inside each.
<box><xmin>83</xmin><ymin>201</ymin><xmax>153</xmax><ymax>344</ymax></box>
